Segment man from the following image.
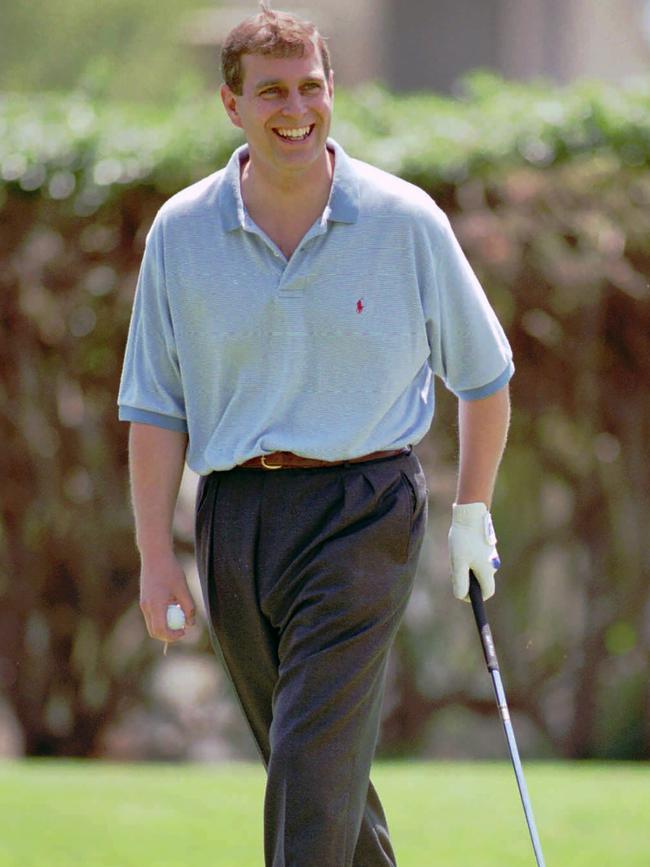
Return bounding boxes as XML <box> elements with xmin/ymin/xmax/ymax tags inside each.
<box><xmin>118</xmin><ymin>4</ymin><xmax>512</xmax><ymax>865</ymax></box>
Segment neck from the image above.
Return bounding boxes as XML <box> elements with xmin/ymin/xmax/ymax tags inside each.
<box><xmin>241</xmin><ymin>147</ymin><xmax>334</xmax><ymax>217</ymax></box>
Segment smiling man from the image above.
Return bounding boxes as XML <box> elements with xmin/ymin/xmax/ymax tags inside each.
<box><xmin>220</xmin><ymin>39</ymin><xmax>335</xmax><ymax>260</ymax></box>
<box><xmin>118</xmin><ymin>3</ymin><xmax>513</xmax><ymax>866</ymax></box>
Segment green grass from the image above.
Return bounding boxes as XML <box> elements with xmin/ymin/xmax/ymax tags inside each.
<box><xmin>0</xmin><ymin>759</ymin><xmax>648</xmax><ymax>865</ymax></box>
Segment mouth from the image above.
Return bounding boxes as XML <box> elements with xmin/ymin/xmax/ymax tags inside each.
<box><xmin>272</xmin><ymin>123</ymin><xmax>315</xmax><ymax>143</ymax></box>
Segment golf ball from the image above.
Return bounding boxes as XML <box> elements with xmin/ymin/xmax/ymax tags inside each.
<box><xmin>166</xmin><ymin>604</ymin><xmax>186</xmax><ymax>631</ymax></box>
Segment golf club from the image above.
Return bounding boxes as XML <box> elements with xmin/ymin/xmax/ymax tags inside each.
<box><xmin>469</xmin><ymin>571</ymin><xmax>547</xmax><ymax>867</ymax></box>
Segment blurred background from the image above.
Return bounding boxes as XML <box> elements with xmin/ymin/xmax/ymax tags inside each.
<box><xmin>1</xmin><ymin>0</ymin><xmax>649</xmax><ymax>765</ymax></box>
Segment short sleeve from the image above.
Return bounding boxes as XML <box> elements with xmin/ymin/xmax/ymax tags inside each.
<box><xmin>426</xmin><ymin>211</ymin><xmax>514</xmax><ymax>400</ymax></box>
<box><xmin>117</xmin><ymin>216</ymin><xmax>188</xmax><ymax>431</ymax></box>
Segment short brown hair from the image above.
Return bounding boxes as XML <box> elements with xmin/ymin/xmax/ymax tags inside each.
<box><xmin>221</xmin><ymin>2</ymin><xmax>331</xmax><ymax>95</ymax></box>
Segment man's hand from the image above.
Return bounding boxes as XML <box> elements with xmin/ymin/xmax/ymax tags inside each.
<box><xmin>448</xmin><ymin>502</ymin><xmax>500</xmax><ymax>602</ymax></box>
<box><xmin>139</xmin><ymin>553</ymin><xmax>196</xmax><ymax>645</ymax></box>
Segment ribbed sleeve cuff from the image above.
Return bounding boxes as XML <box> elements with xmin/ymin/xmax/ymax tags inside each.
<box><xmin>455</xmin><ymin>360</ymin><xmax>514</xmax><ymax>401</ymax></box>
<box><xmin>118</xmin><ymin>406</ymin><xmax>188</xmax><ymax>433</ymax></box>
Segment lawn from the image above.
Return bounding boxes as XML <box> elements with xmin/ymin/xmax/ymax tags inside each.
<box><xmin>0</xmin><ymin>759</ymin><xmax>647</xmax><ymax>865</ymax></box>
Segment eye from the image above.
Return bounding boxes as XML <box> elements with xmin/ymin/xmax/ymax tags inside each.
<box><xmin>302</xmin><ymin>82</ymin><xmax>322</xmax><ymax>92</ymax></box>
<box><xmin>260</xmin><ymin>87</ymin><xmax>281</xmax><ymax>98</ymax></box>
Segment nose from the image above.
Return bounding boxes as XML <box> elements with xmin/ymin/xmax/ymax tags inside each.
<box><xmin>281</xmin><ymin>88</ymin><xmax>306</xmax><ymax>117</ymax></box>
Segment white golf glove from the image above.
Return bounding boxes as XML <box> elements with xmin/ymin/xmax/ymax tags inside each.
<box><xmin>448</xmin><ymin>502</ymin><xmax>501</xmax><ymax>602</ymax></box>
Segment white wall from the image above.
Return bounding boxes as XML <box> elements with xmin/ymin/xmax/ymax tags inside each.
<box><xmin>497</xmin><ymin>0</ymin><xmax>650</xmax><ymax>85</ymax></box>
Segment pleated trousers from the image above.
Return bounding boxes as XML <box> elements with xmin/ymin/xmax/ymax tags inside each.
<box><xmin>195</xmin><ymin>449</ymin><xmax>428</xmax><ymax>867</ymax></box>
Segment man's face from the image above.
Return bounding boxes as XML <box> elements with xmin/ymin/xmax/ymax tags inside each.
<box><xmin>221</xmin><ymin>44</ymin><xmax>334</xmax><ymax>176</ymax></box>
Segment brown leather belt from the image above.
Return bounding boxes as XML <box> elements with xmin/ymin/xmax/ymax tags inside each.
<box><xmin>239</xmin><ymin>448</ymin><xmax>409</xmax><ymax>470</ymax></box>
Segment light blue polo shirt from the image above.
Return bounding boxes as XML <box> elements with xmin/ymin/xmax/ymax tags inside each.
<box><xmin>118</xmin><ymin>139</ymin><xmax>513</xmax><ymax>474</ymax></box>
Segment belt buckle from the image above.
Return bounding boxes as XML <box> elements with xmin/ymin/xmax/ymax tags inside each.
<box><xmin>261</xmin><ymin>454</ymin><xmax>283</xmax><ymax>470</ymax></box>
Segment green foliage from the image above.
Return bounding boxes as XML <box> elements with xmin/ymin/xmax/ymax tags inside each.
<box><xmin>0</xmin><ymin>0</ymin><xmax>208</xmax><ymax>104</ymax></box>
<box><xmin>4</xmin><ymin>73</ymin><xmax>650</xmax><ymax>201</ymax></box>
<box><xmin>1</xmin><ymin>75</ymin><xmax>650</xmax><ymax>759</ymax></box>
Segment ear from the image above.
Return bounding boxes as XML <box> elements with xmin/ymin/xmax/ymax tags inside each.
<box><xmin>327</xmin><ymin>69</ymin><xmax>334</xmax><ymax>99</ymax></box>
<box><xmin>220</xmin><ymin>84</ymin><xmax>243</xmax><ymax>129</ymax></box>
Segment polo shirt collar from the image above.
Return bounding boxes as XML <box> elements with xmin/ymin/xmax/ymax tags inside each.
<box><xmin>326</xmin><ymin>139</ymin><xmax>360</xmax><ymax>224</ymax></box>
<box><xmin>220</xmin><ymin>145</ymin><xmax>248</xmax><ymax>232</ymax></box>
<box><xmin>219</xmin><ymin>137</ymin><xmax>360</xmax><ymax>231</ymax></box>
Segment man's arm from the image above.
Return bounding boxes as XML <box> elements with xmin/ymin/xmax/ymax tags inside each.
<box><xmin>448</xmin><ymin>384</ymin><xmax>511</xmax><ymax>601</ymax></box>
<box><xmin>456</xmin><ymin>384</ymin><xmax>510</xmax><ymax>507</ymax></box>
<box><xmin>128</xmin><ymin>422</ymin><xmax>195</xmax><ymax>644</ymax></box>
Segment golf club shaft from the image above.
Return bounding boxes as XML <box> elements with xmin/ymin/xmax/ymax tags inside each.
<box><xmin>469</xmin><ymin>572</ymin><xmax>547</xmax><ymax>867</ymax></box>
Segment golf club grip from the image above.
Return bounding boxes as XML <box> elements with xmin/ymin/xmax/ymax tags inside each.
<box><xmin>469</xmin><ymin>571</ymin><xmax>499</xmax><ymax>671</ymax></box>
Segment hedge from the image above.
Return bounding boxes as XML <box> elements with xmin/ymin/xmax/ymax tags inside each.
<box><xmin>1</xmin><ymin>75</ymin><xmax>649</xmax><ymax>760</ymax></box>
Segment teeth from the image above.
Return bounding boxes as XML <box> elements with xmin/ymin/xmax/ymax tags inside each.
<box><xmin>276</xmin><ymin>126</ymin><xmax>311</xmax><ymax>139</ymax></box>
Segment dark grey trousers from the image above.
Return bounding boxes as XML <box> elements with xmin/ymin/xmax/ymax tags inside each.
<box><xmin>195</xmin><ymin>450</ymin><xmax>428</xmax><ymax>867</ymax></box>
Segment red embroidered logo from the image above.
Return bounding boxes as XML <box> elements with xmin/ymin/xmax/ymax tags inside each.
<box><xmin>356</xmin><ymin>298</ymin><xmax>365</xmax><ymax>314</ymax></box>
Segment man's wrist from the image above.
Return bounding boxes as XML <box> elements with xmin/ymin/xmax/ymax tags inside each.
<box><xmin>452</xmin><ymin>502</ymin><xmax>488</xmax><ymax>524</ymax></box>
<box><xmin>137</xmin><ymin>534</ymin><xmax>175</xmax><ymax>562</ymax></box>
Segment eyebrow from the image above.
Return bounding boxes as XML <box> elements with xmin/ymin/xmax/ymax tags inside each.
<box><xmin>254</xmin><ymin>76</ymin><xmax>325</xmax><ymax>91</ymax></box>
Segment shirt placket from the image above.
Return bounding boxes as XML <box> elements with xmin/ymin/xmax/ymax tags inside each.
<box><xmin>243</xmin><ymin>212</ymin><xmax>329</xmax><ymax>299</ymax></box>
